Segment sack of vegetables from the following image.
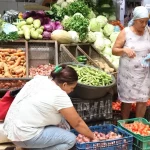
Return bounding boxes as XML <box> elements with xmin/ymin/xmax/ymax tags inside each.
<box><xmin>61</xmin><ymin>62</ymin><xmax>116</xmax><ymax>99</ymax></box>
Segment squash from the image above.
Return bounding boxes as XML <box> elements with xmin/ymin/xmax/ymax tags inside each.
<box><xmin>51</xmin><ymin>30</ymin><xmax>72</xmax><ymax>44</ymax></box>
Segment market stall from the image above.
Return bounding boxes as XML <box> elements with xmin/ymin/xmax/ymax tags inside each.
<box><xmin>0</xmin><ymin>0</ymin><xmax>150</xmax><ymax>150</ymax></box>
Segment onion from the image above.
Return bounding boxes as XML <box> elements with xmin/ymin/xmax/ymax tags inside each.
<box><xmin>56</xmin><ymin>25</ymin><xmax>63</xmax><ymax>30</ymax></box>
<box><xmin>42</xmin><ymin>31</ymin><xmax>51</xmax><ymax>39</ymax></box>
<box><xmin>44</xmin><ymin>24</ymin><xmax>53</xmax><ymax>32</ymax></box>
<box><xmin>43</xmin><ymin>17</ymin><xmax>51</xmax><ymax>25</ymax></box>
<box><xmin>55</xmin><ymin>21</ymin><xmax>61</xmax><ymax>25</ymax></box>
<box><xmin>49</xmin><ymin>21</ymin><xmax>56</xmax><ymax>31</ymax></box>
<box><xmin>37</xmin><ymin>10</ymin><xmax>46</xmax><ymax>17</ymax></box>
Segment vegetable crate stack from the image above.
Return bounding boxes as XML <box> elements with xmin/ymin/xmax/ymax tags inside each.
<box><xmin>118</xmin><ymin>118</ymin><xmax>150</xmax><ymax>150</ymax></box>
<box><xmin>65</xmin><ymin>63</ymin><xmax>116</xmax><ymax>124</ymax></box>
<box><xmin>0</xmin><ymin>40</ymin><xmax>58</xmax><ymax>91</ymax></box>
<box><xmin>0</xmin><ymin>40</ymin><xmax>30</xmax><ymax>91</ymax></box>
<box><xmin>71</xmin><ymin>124</ymin><xmax>133</xmax><ymax>150</ymax></box>
<box><xmin>59</xmin><ymin>44</ymin><xmax>117</xmax><ymax>75</ymax></box>
<box><xmin>112</xmin><ymin>100</ymin><xmax>150</xmax><ymax>125</ymax></box>
<box><xmin>71</xmin><ymin>94</ymin><xmax>113</xmax><ymax>123</ymax></box>
<box><xmin>28</xmin><ymin>40</ymin><xmax>58</xmax><ymax>77</ymax></box>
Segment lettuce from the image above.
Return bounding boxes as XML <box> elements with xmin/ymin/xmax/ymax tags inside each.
<box><xmin>96</xmin><ymin>15</ymin><xmax>108</xmax><ymax>28</ymax></box>
<box><xmin>103</xmin><ymin>23</ymin><xmax>114</xmax><ymax>37</ymax></box>
<box><xmin>89</xmin><ymin>18</ymin><xmax>101</xmax><ymax>32</ymax></box>
<box><xmin>94</xmin><ymin>37</ymin><xmax>105</xmax><ymax>52</ymax></box>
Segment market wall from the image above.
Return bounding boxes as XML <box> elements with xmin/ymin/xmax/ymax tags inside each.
<box><xmin>0</xmin><ymin>0</ymin><xmax>43</xmax><ymax>14</ymax></box>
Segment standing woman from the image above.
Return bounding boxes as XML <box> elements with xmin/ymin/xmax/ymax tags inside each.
<box><xmin>3</xmin><ymin>64</ymin><xmax>94</xmax><ymax>150</ymax></box>
<box><xmin>112</xmin><ymin>6</ymin><xmax>150</xmax><ymax>119</ymax></box>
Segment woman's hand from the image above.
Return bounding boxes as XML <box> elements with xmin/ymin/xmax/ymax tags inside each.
<box><xmin>60</xmin><ymin>107</ymin><xmax>94</xmax><ymax>140</ymax></box>
<box><xmin>123</xmin><ymin>48</ymin><xmax>136</xmax><ymax>58</ymax></box>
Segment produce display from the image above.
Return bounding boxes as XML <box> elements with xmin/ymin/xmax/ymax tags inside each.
<box><xmin>112</xmin><ymin>100</ymin><xmax>150</xmax><ymax>111</ymax></box>
<box><xmin>29</xmin><ymin>64</ymin><xmax>55</xmax><ymax>77</ymax></box>
<box><xmin>87</xmin><ymin>58</ymin><xmax>115</xmax><ymax>73</ymax></box>
<box><xmin>0</xmin><ymin>49</ymin><xmax>26</xmax><ymax>78</ymax></box>
<box><xmin>70</xmin><ymin>65</ymin><xmax>113</xmax><ymax>86</ymax></box>
<box><xmin>124</xmin><ymin>122</ymin><xmax>150</xmax><ymax>136</ymax></box>
<box><xmin>76</xmin><ymin>131</ymin><xmax>122</xmax><ymax>143</ymax></box>
<box><xmin>0</xmin><ymin>31</ymin><xmax>18</xmax><ymax>42</ymax></box>
<box><xmin>0</xmin><ymin>80</ymin><xmax>27</xmax><ymax>89</ymax></box>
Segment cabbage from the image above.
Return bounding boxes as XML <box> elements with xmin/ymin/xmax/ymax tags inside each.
<box><xmin>110</xmin><ymin>32</ymin><xmax>120</xmax><ymax>42</ymax></box>
<box><xmin>62</xmin><ymin>15</ymin><xmax>70</xmax><ymax>30</ymax></box>
<box><xmin>89</xmin><ymin>18</ymin><xmax>101</xmax><ymax>32</ymax></box>
<box><xmin>87</xmin><ymin>31</ymin><xmax>96</xmax><ymax>43</ymax></box>
<box><xmin>103</xmin><ymin>47</ymin><xmax>112</xmax><ymax>56</ymax></box>
<box><xmin>94</xmin><ymin>37</ymin><xmax>105</xmax><ymax>52</ymax></box>
<box><xmin>82</xmin><ymin>38</ymin><xmax>88</xmax><ymax>43</ymax></box>
<box><xmin>111</xmin><ymin>42</ymin><xmax>115</xmax><ymax>48</ymax></box>
<box><xmin>87</xmin><ymin>10</ymin><xmax>96</xmax><ymax>19</ymax></box>
<box><xmin>94</xmin><ymin>32</ymin><xmax>104</xmax><ymax>39</ymax></box>
<box><xmin>73</xmin><ymin>13</ymin><xmax>84</xmax><ymax>18</ymax></box>
<box><xmin>104</xmin><ymin>38</ymin><xmax>111</xmax><ymax>47</ymax></box>
<box><xmin>99</xmin><ymin>28</ymin><xmax>103</xmax><ymax>33</ymax></box>
<box><xmin>103</xmin><ymin>54</ymin><xmax>113</xmax><ymax>62</ymax></box>
<box><xmin>112</xmin><ymin>59</ymin><xmax>120</xmax><ymax>69</ymax></box>
<box><xmin>96</xmin><ymin>15</ymin><xmax>108</xmax><ymax>28</ymax></box>
<box><xmin>103</xmin><ymin>23</ymin><xmax>114</xmax><ymax>37</ymax></box>
<box><xmin>108</xmin><ymin>14</ymin><xmax>116</xmax><ymax>21</ymax></box>
<box><xmin>61</xmin><ymin>2</ymin><xmax>68</xmax><ymax>8</ymax></box>
<box><xmin>66</xmin><ymin>0</ymin><xmax>75</xmax><ymax>3</ymax></box>
<box><xmin>57</xmin><ymin>0</ymin><xmax>64</xmax><ymax>5</ymax></box>
<box><xmin>101</xmin><ymin>4</ymin><xmax>110</xmax><ymax>8</ymax></box>
<box><xmin>68</xmin><ymin>31</ymin><xmax>80</xmax><ymax>43</ymax></box>
<box><xmin>112</xmin><ymin>55</ymin><xmax>120</xmax><ymax>62</ymax></box>
<box><xmin>102</xmin><ymin>12</ymin><xmax>109</xmax><ymax>18</ymax></box>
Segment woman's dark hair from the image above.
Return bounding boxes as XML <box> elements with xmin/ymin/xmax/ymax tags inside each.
<box><xmin>50</xmin><ymin>64</ymin><xmax>78</xmax><ymax>84</ymax></box>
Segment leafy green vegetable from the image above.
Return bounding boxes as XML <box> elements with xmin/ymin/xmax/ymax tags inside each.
<box><xmin>103</xmin><ymin>23</ymin><xmax>114</xmax><ymax>37</ymax></box>
<box><xmin>45</xmin><ymin>4</ymin><xmax>66</xmax><ymax>21</ymax></box>
<box><xmin>63</xmin><ymin>14</ymin><xmax>89</xmax><ymax>41</ymax></box>
<box><xmin>0</xmin><ymin>31</ymin><xmax>19</xmax><ymax>42</ymax></box>
<box><xmin>65</xmin><ymin>0</ymin><xmax>90</xmax><ymax>17</ymax></box>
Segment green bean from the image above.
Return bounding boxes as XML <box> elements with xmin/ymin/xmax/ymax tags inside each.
<box><xmin>70</xmin><ymin>65</ymin><xmax>113</xmax><ymax>86</ymax></box>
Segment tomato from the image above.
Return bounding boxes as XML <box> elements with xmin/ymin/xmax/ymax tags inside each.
<box><xmin>124</xmin><ymin>122</ymin><xmax>150</xmax><ymax>136</ymax></box>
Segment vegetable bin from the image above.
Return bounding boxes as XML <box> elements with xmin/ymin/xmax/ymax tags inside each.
<box><xmin>71</xmin><ymin>124</ymin><xmax>133</xmax><ymax>150</ymax></box>
<box><xmin>61</xmin><ymin>62</ymin><xmax>116</xmax><ymax>99</ymax></box>
<box><xmin>118</xmin><ymin>118</ymin><xmax>150</xmax><ymax>150</ymax></box>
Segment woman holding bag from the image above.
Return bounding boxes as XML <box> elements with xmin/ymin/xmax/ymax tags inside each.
<box><xmin>112</xmin><ymin>6</ymin><xmax>150</xmax><ymax>119</ymax></box>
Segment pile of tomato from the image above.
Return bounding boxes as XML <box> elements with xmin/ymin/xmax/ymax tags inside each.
<box><xmin>112</xmin><ymin>99</ymin><xmax>150</xmax><ymax>111</ymax></box>
<box><xmin>124</xmin><ymin>122</ymin><xmax>150</xmax><ymax>136</ymax></box>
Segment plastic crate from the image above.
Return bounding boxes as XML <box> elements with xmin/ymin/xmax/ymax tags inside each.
<box><xmin>71</xmin><ymin>124</ymin><xmax>133</xmax><ymax>150</ymax></box>
<box><xmin>71</xmin><ymin>93</ymin><xmax>113</xmax><ymax>122</ymax></box>
<box><xmin>87</xmin><ymin>119</ymin><xmax>113</xmax><ymax>127</ymax></box>
<box><xmin>118</xmin><ymin>118</ymin><xmax>150</xmax><ymax>150</ymax></box>
<box><xmin>113</xmin><ymin>110</ymin><xmax>135</xmax><ymax>125</ymax></box>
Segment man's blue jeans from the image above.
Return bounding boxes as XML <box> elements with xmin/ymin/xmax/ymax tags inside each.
<box><xmin>13</xmin><ymin>126</ymin><xmax>76</xmax><ymax>150</ymax></box>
